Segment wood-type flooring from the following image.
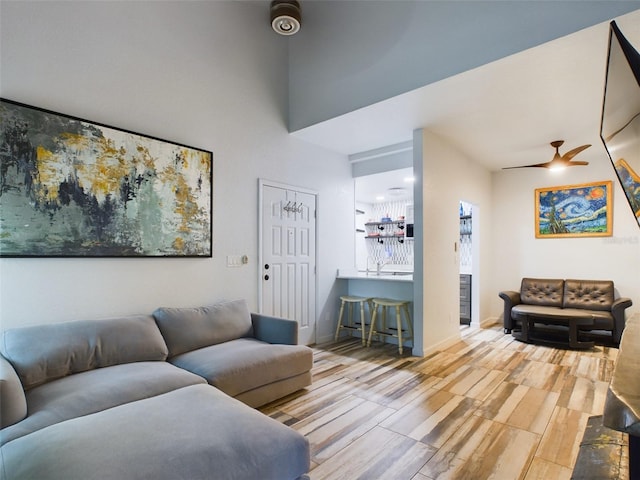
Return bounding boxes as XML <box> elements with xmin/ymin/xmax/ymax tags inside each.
<box><xmin>260</xmin><ymin>322</ymin><xmax>628</xmax><ymax>480</ymax></box>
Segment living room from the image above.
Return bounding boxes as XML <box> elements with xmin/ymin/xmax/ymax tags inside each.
<box><xmin>2</xmin><ymin>0</ymin><xmax>639</xmax><ymax>354</ymax></box>
<box><xmin>2</xmin><ymin>1</ymin><xmax>640</xmax><ymax>478</ymax></box>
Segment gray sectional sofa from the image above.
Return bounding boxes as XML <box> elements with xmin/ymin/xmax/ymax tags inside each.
<box><xmin>0</xmin><ymin>299</ymin><xmax>313</xmax><ymax>480</ymax></box>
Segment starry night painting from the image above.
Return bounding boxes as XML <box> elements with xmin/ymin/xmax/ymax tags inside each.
<box><xmin>535</xmin><ymin>181</ymin><xmax>613</xmax><ymax>238</ymax></box>
<box><xmin>613</xmin><ymin>159</ymin><xmax>640</xmax><ymax>222</ymax></box>
<box><xmin>0</xmin><ymin>99</ymin><xmax>212</xmax><ymax>257</ymax></box>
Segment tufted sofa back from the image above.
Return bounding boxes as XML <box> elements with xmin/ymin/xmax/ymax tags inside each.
<box><xmin>520</xmin><ymin>278</ymin><xmax>564</xmax><ymax>307</ymax></box>
<box><xmin>563</xmin><ymin>279</ymin><xmax>614</xmax><ymax>311</ymax></box>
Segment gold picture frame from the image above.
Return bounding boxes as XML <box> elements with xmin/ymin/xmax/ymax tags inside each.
<box><xmin>535</xmin><ymin>180</ymin><xmax>613</xmax><ymax>238</ymax></box>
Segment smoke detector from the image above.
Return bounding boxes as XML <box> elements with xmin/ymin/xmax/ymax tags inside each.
<box><xmin>271</xmin><ymin>0</ymin><xmax>301</xmax><ymax>36</ymax></box>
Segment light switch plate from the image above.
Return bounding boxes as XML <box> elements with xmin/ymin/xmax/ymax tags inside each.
<box><xmin>226</xmin><ymin>255</ymin><xmax>248</xmax><ymax>267</ymax></box>
<box><xmin>226</xmin><ymin>255</ymin><xmax>242</xmax><ymax>267</ymax></box>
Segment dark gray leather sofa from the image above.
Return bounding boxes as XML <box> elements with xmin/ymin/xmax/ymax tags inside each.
<box><xmin>499</xmin><ymin>278</ymin><xmax>632</xmax><ymax>347</ymax></box>
<box><xmin>0</xmin><ymin>299</ymin><xmax>312</xmax><ymax>480</ymax></box>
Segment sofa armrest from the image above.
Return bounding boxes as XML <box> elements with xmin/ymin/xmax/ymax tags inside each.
<box><xmin>611</xmin><ymin>297</ymin><xmax>633</xmax><ymax>344</ymax></box>
<box><xmin>251</xmin><ymin>313</ymin><xmax>299</xmax><ymax>345</ymax></box>
<box><xmin>498</xmin><ymin>290</ymin><xmax>521</xmax><ymax>333</ymax></box>
<box><xmin>0</xmin><ymin>355</ymin><xmax>27</xmax><ymax>428</ymax></box>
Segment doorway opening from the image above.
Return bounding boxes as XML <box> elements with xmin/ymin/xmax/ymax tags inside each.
<box><xmin>459</xmin><ymin>200</ymin><xmax>474</xmax><ymax>327</ymax></box>
<box><xmin>355</xmin><ymin>167</ymin><xmax>414</xmax><ymax>274</ymax></box>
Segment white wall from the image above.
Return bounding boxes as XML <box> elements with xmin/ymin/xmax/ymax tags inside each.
<box><xmin>355</xmin><ymin>201</ymin><xmax>371</xmax><ymax>271</ymax></box>
<box><xmin>414</xmin><ymin>129</ymin><xmax>493</xmax><ymax>355</ymax></box>
<box><xmin>491</xmin><ymin>145</ymin><xmax>640</xmax><ymax>317</ymax></box>
<box><xmin>0</xmin><ymin>1</ymin><xmax>354</xmax><ymax>338</ymax></box>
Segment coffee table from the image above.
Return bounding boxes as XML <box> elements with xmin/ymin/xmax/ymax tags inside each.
<box><xmin>512</xmin><ymin>312</ymin><xmax>595</xmax><ymax>349</ymax></box>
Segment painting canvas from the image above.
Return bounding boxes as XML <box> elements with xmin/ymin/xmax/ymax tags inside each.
<box><xmin>535</xmin><ymin>181</ymin><xmax>613</xmax><ymax>238</ymax></box>
<box><xmin>0</xmin><ymin>99</ymin><xmax>212</xmax><ymax>257</ymax></box>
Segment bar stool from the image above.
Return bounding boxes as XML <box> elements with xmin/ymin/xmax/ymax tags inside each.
<box><xmin>367</xmin><ymin>298</ymin><xmax>413</xmax><ymax>354</ymax></box>
<box><xmin>334</xmin><ymin>295</ymin><xmax>373</xmax><ymax>346</ymax></box>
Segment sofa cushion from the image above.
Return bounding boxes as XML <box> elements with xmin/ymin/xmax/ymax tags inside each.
<box><xmin>520</xmin><ymin>278</ymin><xmax>564</xmax><ymax>307</ymax></box>
<box><xmin>0</xmin><ymin>384</ymin><xmax>310</xmax><ymax>480</ymax></box>
<box><xmin>0</xmin><ymin>361</ymin><xmax>206</xmax><ymax>446</ymax></box>
<box><xmin>169</xmin><ymin>338</ymin><xmax>313</xmax><ymax>397</ymax></box>
<box><xmin>0</xmin><ymin>356</ymin><xmax>27</xmax><ymax>429</ymax></box>
<box><xmin>0</xmin><ymin>315</ymin><xmax>168</xmax><ymax>390</ymax></box>
<box><xmin>153</xmin><ymin>299</ymin><xmax>254</xmax><ymax>357</ymax></box>
<box><xmin>563</xmin><ymin>279</ymin><xmax>614</xmax><ymax>311</ymax></box>
<box><xmin>235</xmin><ymin>371</ymin><xmax>312</xmax><ymax>408</ymax></box>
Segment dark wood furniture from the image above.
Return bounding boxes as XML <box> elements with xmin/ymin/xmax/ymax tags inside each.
<box><xmin>512</xmin><ymin>311</ymin><xmax>595</xmax><ymax>349</ymax></box>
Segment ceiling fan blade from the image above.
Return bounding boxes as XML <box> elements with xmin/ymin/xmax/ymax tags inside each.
<box><xmin>567</xmin><ymin>160</ymin><xmax>589</xmax><ymax>166</ymax></box>
<box><xmin>502</xmin><ymin>162</ymin><xmax>550</xmax><ymax>169</ymax></box>
<box><xmin>561</xmin><ymin>144</ymin><xmax>591</xmax><ymax>161</ymax></box>
<box><xmin>502</xmin><ymin>141</ymin><xmax>591</xmax><ymax>170</ymax></box>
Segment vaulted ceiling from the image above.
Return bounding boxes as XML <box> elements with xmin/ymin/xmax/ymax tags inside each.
<box><xmin>289</xmin><ymin>6</ymin><xmax>640</xmax><ymax>172</ymax></box>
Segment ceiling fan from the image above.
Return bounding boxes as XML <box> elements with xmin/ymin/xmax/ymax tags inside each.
<box><xmin>504</xmin><ymin>140</ymin><xmax>591</xmax><ymax>170</ymax></box>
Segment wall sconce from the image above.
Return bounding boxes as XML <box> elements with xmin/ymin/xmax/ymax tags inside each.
<box><xmin>271</xmin><ymin>0</ymin><xmax>301</xmax><ymax>36</ymax></box>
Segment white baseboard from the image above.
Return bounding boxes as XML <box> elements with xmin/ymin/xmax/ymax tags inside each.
<box><xmin>418</xmin><ymin>333</ymin><xmax>461</xmax><ymax>357</ymax></box>
<box><xmin>480</xmin><ymin>316</ymin><xmax>500</xmax><ymax>328</ymax></box>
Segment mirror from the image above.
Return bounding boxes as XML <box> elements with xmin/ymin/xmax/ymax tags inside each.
<box><xmin>600</xmin><ymin>21</ymin><xmax>640</xmax><ymax>228</ymax></box>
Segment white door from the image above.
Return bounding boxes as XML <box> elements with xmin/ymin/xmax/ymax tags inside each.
<box><xmin>259</xmin><ymin>181</ymin><xmax>317</xmax><ymax>345</ymax></box>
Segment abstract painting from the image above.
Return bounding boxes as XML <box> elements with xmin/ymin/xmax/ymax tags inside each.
<box><xmin>535</xmin><ymin>180</ymin><xmax>613</xmax><ymax>238</ymax></box>
<box><xmin>0</xmin><ymin>99</ymin><xmax>212</xmax><ymax>257</ymax></box>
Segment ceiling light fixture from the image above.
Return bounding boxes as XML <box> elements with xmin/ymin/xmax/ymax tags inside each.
<box><xmin>270</xmin><ymin>0</ymin><xmax>301</xmax><ymax>36</ymax></box>
<box><xmin>387</xmin><ymin>187</ymin><xmax>407</xmax><ymax>197</ymax></box>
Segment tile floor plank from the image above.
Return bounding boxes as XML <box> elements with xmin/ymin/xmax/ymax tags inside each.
<box><xmin>260</xmin><ymin>322</ymin><xmax>628</xmax><ymax>479</ymax></box>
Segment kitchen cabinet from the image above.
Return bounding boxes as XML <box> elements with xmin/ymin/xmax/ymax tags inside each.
<box><xmin>460</xmin><ymin>274</ymin><xmax>471</xmax><ymax>325</ymax></box>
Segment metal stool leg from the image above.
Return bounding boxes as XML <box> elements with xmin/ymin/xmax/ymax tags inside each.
<box><xmin>367</xmin><ymin>304</ymin><xmax>378</xmax><ymax>347</ymax></box>
<box><xmin>359</xmin><ymin>300</ymin><xmax>367</xmax><ymax>346</ymax></box>
<box><xmin>395</xmin><ymin>306</ymin><xmax>403</xmax><ymax>355</ymax></box>
<box><xmin>403</xmin><ymin>304</ymin><xmax>414</xmax><ymax>340</ymax></box>
<box><xmin>382</xmin><ymin>305</ymin><xmax>387</xmax><ymax>332</ymax></box>
<box><xmin>334</xmin><ymin>299</ymin><xmax>346</xmax><ymax>341</ymax></box>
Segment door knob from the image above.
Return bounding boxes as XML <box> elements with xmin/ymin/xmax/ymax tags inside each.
<box><xmin>264</xmin><ymin>274</ymin><xmax>270</xmax><ymax>281</ymax></box>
